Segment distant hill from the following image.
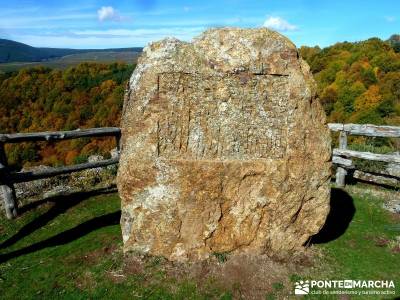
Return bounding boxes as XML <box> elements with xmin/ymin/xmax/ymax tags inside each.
<box><xmin>0</xmin><ymin>39</ymin><xmax>142</xmax><ymax>63</ymax></box>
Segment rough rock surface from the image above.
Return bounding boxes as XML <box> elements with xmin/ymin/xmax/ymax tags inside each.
<box><xmin>117</xmin><ymin>28</ymin><xmax>331</xmax><ymax>261</ymax></box>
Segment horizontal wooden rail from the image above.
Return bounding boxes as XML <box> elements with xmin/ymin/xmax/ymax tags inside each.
<box><xmin>0</xmin><ymin>127</ymin><xmax>121</xmax><ymax>219</ymax></box>
<box><xmin>333</xmin><ymin>149</ymin><xmax>400</xmax><ymax>164</ymax></box>
<box><xmin>353</xmin><ymin>170</ymin><xmax>399</xmax><ymax>187</ymax></box>
<box><xmin>332</xmin><ymin>155</ymin><xmax>354</xmax><ymax>168</ymax></box>
<box><xmin>328</xmin><ymin>123</ymin><xmax>400</xmax><ymax>138</ymax></box>
<box><xmin>10</xmin><ymin>157</ymin><xmax>119</xmax><ymax>183</ymax></box>
<box><xmin>0</xmin><ymin>127</ymin><xmax>121</xmax><ymax>143</ymax></box>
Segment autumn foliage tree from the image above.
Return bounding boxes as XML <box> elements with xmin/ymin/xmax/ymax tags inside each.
<box><xmin>300</xmin><ymin>37</ymin><xmax>399</xmax><ymax>151</ymax></box>
<box><xmin>300</xmin><ymin>38</ymin><xmax>399</xmax><ymax>126</ymax></box>
<box><xmin>0</xmin><ymin>62</ymin><xmax>134</xmax><ymax>168</ymax></box>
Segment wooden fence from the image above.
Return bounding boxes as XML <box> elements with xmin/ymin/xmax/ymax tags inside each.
<box><xmin>329</xmin><ymin>123</ymin><xmax>400</xmax><ymax>187</ymax></box>
<box><xmin>0</xmin><ymin>127</ymin><xmax>121</xmax><ymax>219</ymax></box>
<box><xmin>0</xmin><ymin>123</ymin><xmax>399</xmax><ymax>219</ymax></box>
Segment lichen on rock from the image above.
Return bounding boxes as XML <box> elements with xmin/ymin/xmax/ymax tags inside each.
<box><xmin>117</xmin><ymin>28</ymin><xmax>331</xmax><ymax>261</ymax></box>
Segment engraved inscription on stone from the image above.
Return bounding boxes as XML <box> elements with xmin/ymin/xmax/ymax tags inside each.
<box><xmin>119</xmin><ymin>29</ymin><xmax>332</xmax><ymax>262</ymax></box>
<box><xmin>156</xmin><ymin>72</ymin><xmax>289</xmax><ymax>159</ymax></box>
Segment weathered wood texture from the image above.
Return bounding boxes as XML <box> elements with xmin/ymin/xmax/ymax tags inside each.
<box><xmin>333</xmin><ymin>149</ymin><xmax>400</xmax><ymax>164</ymax></box>
<box><xmin>332</xmin><ymin>156</ymin><xmax>354</xmax><ymax>168</ymax></box>
<box><xmin>0</xmin><ymin>127</ymin><xmax>121</xmax><ymax>143</ymax></box>
<box><xmin>335</xmin><ymin>131</ymin><xmax>348</xmax><ymax>187</ymax></box>
<box><xmin>328</xmin><ymin>123</ymin><xmax>400</xmax><ymax>137</ymax></box>
<box><xmin>0</xmin><ymin>143</ymin><xmax>18</xmax><ymax>219</ymax></box>
<box><xmin>353</xmin><ymin>170</ymin><xmax>399</xmax><ymax>187</ymax></box>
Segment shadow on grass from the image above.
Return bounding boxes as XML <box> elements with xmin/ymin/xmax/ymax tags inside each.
<box><xmin>0</xmin><ymin>210</ymin><xmax>120</xmax><ymax>264</ymax></box>
<box><xmin>0</xmin><ymin>188</ymin><xmax>116</xmax><ymax>250</ymax></box>
<box><xmin>18</xmin><ymin>187</ymin><xmax>117</xmax><ymax>215</ymax></box>
<box><xmin>310</xmin><ymin>188</ymin><xmax>356</xmax><ymax>244</ymax></box>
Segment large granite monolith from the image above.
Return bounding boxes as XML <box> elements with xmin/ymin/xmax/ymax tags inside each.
<box><xmin>117</xmin><ymin>28</ymin><xmax>331</xmax><ymax>261</ymax></box>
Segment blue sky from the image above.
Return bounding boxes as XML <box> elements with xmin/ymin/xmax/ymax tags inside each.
<box><xmin>0</xmin><ymin>0</ymin><xmax>398</xmax><ymax>49</ymax></box>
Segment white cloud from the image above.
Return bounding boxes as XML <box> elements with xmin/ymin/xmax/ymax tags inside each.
<box><xmin>15</xmin><ymin>27</ymin><xmax>206</xmax><ymax>48</ymax></box>
<box><xmin>263</xmin><ymin>16</ymin><xmax>297</xmax><ymax>31</ymax></box>
<box><xmin>385</xmin><ymin>16</ymin><xmax>396</xmax><ymax>22</ymax></box>
<box><xmin>97</xmin><ymin>6</ymin><xmax>122</xmax><ymax>22</ymax></box>
<box><xmin>72</xmin><ymin>27</ymin><xmax>205</xmax><ymax>40</ymax></box>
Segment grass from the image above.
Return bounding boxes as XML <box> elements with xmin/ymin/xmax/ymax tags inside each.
<box><xmin>0</xmin><ymin>186</ymin><xmax>399</xmax><ymax>299</ymax></box>
<box><xmin>318</xmin><ymin>194</ymin><xmax>399</xmax><ymax>280</ymax></box>
<box><xmin>303</xmin><ymin>187</ymin><xmax>400</xmax><ymax>299</ymax></box>
<box><xmin>0</xmin><ymin>193</ymin><xmax>231</xmax><ymax>299</ymax></box>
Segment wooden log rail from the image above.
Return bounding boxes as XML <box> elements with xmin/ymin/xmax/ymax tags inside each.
<box><xmin>1</xmin><ymin>123</ymin><xmax>398</xmax><ymax>218</ymax></box>
<box><xmin>0</xmin><ymin>127</ymin><xmax>121</xmax><ymax>143</ymax></box>
<box><xmin>328</xmin><ymin>123</ymin><xmax>400</xmax><ymax>137</ymax></box>
<box><xmin>329</xmin><ymin>123</ymin><xmax>400</xmax><ymax>187</ymax></box>
<box><xmin>0</xmin><ymin>127</ymin><xmax>121</xmax><ymax>219</ymax></box>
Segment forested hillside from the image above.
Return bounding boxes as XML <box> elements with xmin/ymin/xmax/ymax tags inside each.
<box><xmin>0</xmin><ymin>36</ymin><xmax>399</xmax><ymax>168</ymax></box>
<box><xmin>300</xmin><ymin>36</ymin><xmax>400</xmax><ymax>126</ymax></box>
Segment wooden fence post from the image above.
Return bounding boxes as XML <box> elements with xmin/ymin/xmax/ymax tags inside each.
<box><xmin>0</xmin><ymin>143</ymin><xmax>18</xmax><ymax>219</ymax></box>
<box><xmin>335</xmin><ymin>131</ymin><xmax>348</xmax><ymax>187</ymax></box>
